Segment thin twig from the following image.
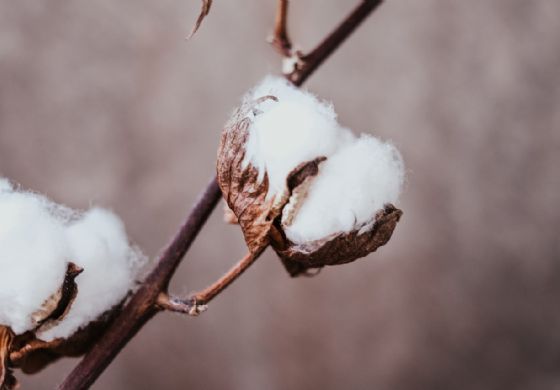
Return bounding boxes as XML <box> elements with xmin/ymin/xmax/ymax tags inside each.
<box><xmin>270</xmin><ymin>0</ymin><xmax>292</xmax><ymax>56</ymax></box>
<box><xmin>194</xmin><ymin>249</ymin><xmax>266</xmax><ymax>304</ymax></box>
<box><xmin>288</xmin><ymin>0</ymin><xmax>384</xmax><ymax>86</ymax></box>
<box><xmin>156</xmin><ymin>249</ymin><xmax>264</xmax><ymax>316</ymax></box>
<box><xmin>59</xmin><ymin>2</ymin><xmax>384</xmax><ymax>388</ymax></box>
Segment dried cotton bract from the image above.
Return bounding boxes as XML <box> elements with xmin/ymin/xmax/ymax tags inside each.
<box><xmin>217</xmin><ymin>77</ymin><xmax>404</xmax><ymax>276</ymax></box>
<box><xmin>0</xmin><ymin>179</ymin><xmax>145</xmax><ymax>386</ymax></box>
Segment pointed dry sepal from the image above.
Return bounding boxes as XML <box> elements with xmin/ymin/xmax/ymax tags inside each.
<box><xmin>32</xmin><ymin>263</ymin><xmax>83</xmax><ymax>333</ymax></box>
<box><xmin>187</xmin><ymin>0</ymin><xmax>212</xmax><ymax>40</ymax></box>
<box><xmin>9</xmin><ymin>303</ymin><xmax>122</xmax><ymax>375</ymax></box>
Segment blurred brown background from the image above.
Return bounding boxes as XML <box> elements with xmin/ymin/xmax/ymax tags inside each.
<box><xmin>1</xmin><ymin>1</ymin><xmax>559</xmax><ymax>389</ymax></box>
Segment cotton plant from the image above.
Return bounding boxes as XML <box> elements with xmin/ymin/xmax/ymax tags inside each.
<box><xmin>217</xmin><ymin>76</ymin><xmax>404</xmax><ymax>276</ymax></box>
<box><xmin>0</xmin><ymin>179</ymin><xmax>145</xmax><ymax>388</ymax></box>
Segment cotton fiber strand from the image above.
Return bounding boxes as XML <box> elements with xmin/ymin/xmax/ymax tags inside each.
<box><xmin>242</xmin><ymin>76</ymin><xmax>405</xmax><ymax>243</ymax></box>
<box><xmin>0</xmin><ymin>180</ymin><xmax>146</xmax><ymax>339</ymax></box>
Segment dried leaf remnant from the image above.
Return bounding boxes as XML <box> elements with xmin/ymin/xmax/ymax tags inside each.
<box><xmin>187</xmin><ymin>0</ymin><xmax>213</xmax><ymax>40</ymax></box>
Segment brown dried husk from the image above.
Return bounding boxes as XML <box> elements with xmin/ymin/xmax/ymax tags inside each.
<box><xmin>271</xmin><ymin>205</ymin><xmax>402</xmax><ymax>276</ymax></box>
<box><xmin>217</xmin><ymin>103</ymin><xmax>277</xmax><ymax>253</ymax></box>
<box><xmin>0</xmin><ymin>262</ymin><xmax>121</xmax><ymax>386</ymax></box>
<box><xmin>217</xmin><ymin>97</ymin><xmax>403</xmax><ymax>277</ymax></box>
<box><xmin>8</xmin><ymin>307</ymin><xmax>119</xmax><ymax>375</ymax></box>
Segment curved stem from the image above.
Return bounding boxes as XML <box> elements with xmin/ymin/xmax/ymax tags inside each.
<box><xmin>194</xmin><ymin>249</ymin><xmax>266</xmax><ymax>304</ymax></box>
<box><xmin>157</xmin><ymin>249</ymin><xmax>265</xmax><ymax>316</ymax></box>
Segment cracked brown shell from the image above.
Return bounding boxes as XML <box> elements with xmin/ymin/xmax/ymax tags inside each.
<box><xmin>0</xmin><ymin>263</ymin><xmax>119</xmax><ymax>389</ymax></box>
<box><xmin>217</xmin><ymin>96</ymin><xmax>402</xmax><ymax>277</ymax></box>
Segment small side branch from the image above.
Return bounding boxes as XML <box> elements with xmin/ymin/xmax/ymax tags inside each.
<box><xmin>288</xmin><ymin>0</ymin><xmax>384</xmax><ymax>86</ymax></box>
<box><xmin>270</xmin><ymin>0</ymin><xmax>292</xmax><ymax>56</ymax></box>
<box><xmin>157</xmin><ymin>249</ymin><xmax>266</xmax><ymax>316</ymax></box>
<box><xmin>194</xmin><ymin>249</ymin><xmax>265</xmax><ymax>304</ymax></box>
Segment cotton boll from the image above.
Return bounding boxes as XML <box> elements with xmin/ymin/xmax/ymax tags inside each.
<box><xmin>243</xmin><ymin>76</ymin><xmax>353</xmax><ymax>196</ymax></box>
<box><xmin>218</xmin><ymin>77</ymin><xmax>405</xmax><ymax>276</ymax></box>
<box><xmin>0</xmin><ymin>191</ymin><xmax>69</xmax><ymax>334</ymax></box>
<box><xmin>285</xmin><ymin>135</ymin><xmax>404</xmax><ymax>243</ymax></box>
<box><xmin>0</xmin><ymin>177</ymin><xmax>146</xmax><ymax>340</ymax></box>
<box><xmin>38</xmin><ymin>208</ymin><xmax>145</xmax><ymax>341</ymax></box>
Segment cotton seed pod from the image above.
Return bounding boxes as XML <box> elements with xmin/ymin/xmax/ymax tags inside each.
<box><xmin>217</xmin><ymin>85</ymin><xmax>403</xmax><ymax>277</ymax></box>
<box><xmin>0</xmin><ymin>179</ymin><xmax>146</xmax><ymax>387</ymax></box>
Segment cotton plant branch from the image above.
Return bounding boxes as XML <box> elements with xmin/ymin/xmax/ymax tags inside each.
<box><xmin>270</xmin><ymin>0</ymin><xmax>292</xmax><ymax>56</ymax></box>
<box><xmin>58</xmin><ymin>2</ymin><xmax>384</xmax><ymax>389</ymax></box>
<box><xmin>156</xmin><ymin>248</ymin><xmax>266</xmax><ymax>316</ymax></box>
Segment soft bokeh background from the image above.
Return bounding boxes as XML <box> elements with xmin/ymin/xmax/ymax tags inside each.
<box><xmin>1</xmin><ymin>1</ymin><xmax>559</xmax><ymax>389</ymax></box>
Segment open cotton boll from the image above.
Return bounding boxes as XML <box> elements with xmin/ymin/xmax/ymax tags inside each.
<box><xmin>243</xmin><ymin>76</ymin><xmax>353</xmax><ymax>196</ymax></box>
<box><xmin>0</xmin><ymin>178</ymin><xmax>146</xmax><ymax>339</ymax></box>
<box><xmin>0</xmin><ymin>191</ymin><xmax>70</xmax><ymax>334</ymax></box>
<box><xmin>218</xmin><ymin>76</ymin><xmax>404</xmax><ymax>276</ymax></box>
<box><xmin>284</xmin><ymin>135</ymin><xmax>404</xmax><ymax>243</ymax></box>
<box><xmin>39</xmin><ymin>208</ymin><xmax>145</xmax><ymax>341</ymax></box>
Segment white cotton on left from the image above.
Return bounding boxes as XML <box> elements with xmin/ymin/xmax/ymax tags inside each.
<box><xmin>0</xmin><ymin>191</ymin><xmax>70</xmax><ymax>334</ymax></box>
<box><xmin>0</xmin><ymin>180</ymin><xmax>146</xmax><ymax>339</ymax></box>
<box><xmin>38</xmin><ymin>208</ymin><xmax>144</xmax><ymax>340</ymax></box>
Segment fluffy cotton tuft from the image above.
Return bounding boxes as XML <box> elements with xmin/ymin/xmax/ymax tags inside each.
<box><xmin>242</xmin><ymin>76</ymin><xmax>405</xmax><ymax>243</ymax></box>
<box><xmin>285</xmin><ymin>136</ymin><xmax>404</xmax><ymax>243</ymax></box>
<box><xmin>244</xmin><ymin>77</ymin><xmax>353</xmax><ymax>196</ymax></box>
<box><xmin>0</xmin><ymin>180</ymin><xmax>146</xmax><ymax>339</ymax></box>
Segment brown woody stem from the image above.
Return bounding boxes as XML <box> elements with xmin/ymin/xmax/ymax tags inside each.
<box><xmin>288</xmin><ymin>0</ymin><xmax>384</xmax><ymax>86</ymax></box>
<box><xmin>270</xmin><ymin>0</ymin><xmax>292</xmax><ymax>56</ymax></box>
<box><xmin>59</xmin><ymin>2</ymin><xmax>383</xmax><ymax>388</ymax></box>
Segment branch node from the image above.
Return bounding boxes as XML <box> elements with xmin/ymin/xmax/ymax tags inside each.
<box><xmin>270</xmin><ymin>0</ymin><xmax>292</xmax><ymax>57</ymax></box>
<box><xmin>156</xmin><ymin>293</ymin><xmax>207</xmax><ymax>317</ymax></box>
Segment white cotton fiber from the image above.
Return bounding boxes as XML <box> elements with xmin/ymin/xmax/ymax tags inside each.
<box><xmin>242</xmin><ymin>76</ymin><xmax>405</xmax><ymax>243</ymax></box>
<box><xmin>38</xmin><ymin>208</ymin><xmax>144</xmax><ymax>341</ymax></box>
<box><xmin>0</xmin><ymin>191</ymin><xmax>70</xmax><ymax>334</ymax></box>
<box><xmin>0</xmin><ymin>180</ymin><xmax>146</xmax><ymax>339</ymax></box>
<box><xmin>284</xmin><ymin>136</ymin><xmax>404</xmax><ymax>243</ymax></box>
<box><xmin>244</xmin><ymin>76</ymin><xmax>353</xmax><ymax>196</ymax></box>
